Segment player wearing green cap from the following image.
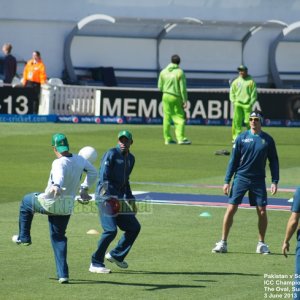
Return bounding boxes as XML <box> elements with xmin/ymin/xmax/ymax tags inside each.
<box><xmin>230</xmin><ymin>65</ymin><xmax>257</xmax><ymax>143</ymax></box>
<box><xmin>89</xmin><ymin>130</ymin><xmax>141</xmax><ymax>274</ymax></box>
<box><xmin>158</xmin><ymin>54</ymin><xmax>191</xmax><ymax>145</ymax></box>
<box><xmin>12</xmin><ymin>133</ymin><xmax>97</xmax><ymax>283</ymax></box>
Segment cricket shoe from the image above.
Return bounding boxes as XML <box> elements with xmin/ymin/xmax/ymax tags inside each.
<box><xmin>89</xmin><ymin>263</ymin><xmax>111</xmax><ymax>274</ymax></box>
<box><xmin>212</xmin><ymin>240</ymin><xmax>227</xmax><ymax>253</ymax></box>
<box><xmin>12</xmin><ymin>235</ymin><xmax>32</xmax><ymax>246</ymax></box>
<box><xmin>58</xmin><ymin>278</ymin><xmax>69</xmax><ymax>284</ymax></box>
<box><xmin>256</xmin><ymin>242</ymin><xmax>270</xmax><ymax>255</ymax></box>
<box><xmin>214</xmin><ymin>149</ymin><xmax>230</xmax><ymax>156</ymax></box>
<box><xmin>165</xmin><ymin>140</ymin><xmax>177</xmax><ymax>145</ymax></box>
<box><xmin>105</xmin><ymin>252</ymin><xmax>128</xmax><ymax>269</ymax></box>
<box><xmin>178</xmin><ymin>139</ymin><xmax>192</xmax><ymax>145</ymax></box>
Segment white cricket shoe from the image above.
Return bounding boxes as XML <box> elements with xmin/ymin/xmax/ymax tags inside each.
<box><xmin>89</xmin><ymin>263</ymin><xmax>111</xmax><ymax>274</ymax></box>
<box><xmin>212</xmin><ymin>240</ymin><xmax>228</xmax><ymax>253</ymax></box>
<box><xmin>58</xmin><ymin>278</ymin><xmax>69</xmax><ymax>284</ymax></box>
<box><xmin>256</xmin><ymin>242</ymin><xmax>270</xmax><ymax>254</ymax></box>
<box><xmin>12</xmin><ymin>235</ymin><xmax>20</xmax><ymax>244</ymax></box>
<box><xmin>178</xmin><ymin>139</ymin><xmax>192</xmax><ymax>145</ymax></box>
<box><xmin>12</xmin><ymin>235</ymin><xmax>31</xmax><ymax>246</ymax></box>
<box><xmin>105</xmin><ymin>252</ymin><xmax>128</xmax><ymax>269</ymax></box>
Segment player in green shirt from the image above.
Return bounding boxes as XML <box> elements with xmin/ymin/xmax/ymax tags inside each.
<box><xmin>230</xmin><ymin>65</ymin><xmax>257</xmax><ymax>143</ymax></box>
<box><xmin>158</xmin><ymin>54</ymin><xmax>191</xmax><ymax>145</ymax></box>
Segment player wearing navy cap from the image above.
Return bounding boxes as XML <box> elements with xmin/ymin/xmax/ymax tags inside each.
<box><xmin>212</xmin><ymin>111</ymin><xmax>279</xmax><ymax>254</ymax></box>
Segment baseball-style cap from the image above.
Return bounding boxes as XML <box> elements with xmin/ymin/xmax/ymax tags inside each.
<box><xmin>237</xmin><ymin>65</ymin><xmax>248</xmax><ymax>71</ymax></box>
<box><xmin>118</xmin><ymin>130</ymin><xmax>133</xmax><ymax>141</ymax></box>
<box><xmin>52</xmin><ymin>133</ymin><xmax>69</xmax><ymax>153</ymax></box>
<box><xmin>250</xmin><ymin>111</ymin><xmax>264</xmax><ymax>123</ymax></box>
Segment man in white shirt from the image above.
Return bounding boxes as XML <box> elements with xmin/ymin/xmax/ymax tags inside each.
<box><xmin>12</xmin><ymin>133</ymin><xmax>97</xmax><ymax>284</ymax></box>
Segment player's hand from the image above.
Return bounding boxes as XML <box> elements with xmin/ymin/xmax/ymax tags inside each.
<box><xmin>282</xmin><ymin>241</ymin><xmax>289</xmax><ymax>258</ymax></box>
<box><xmin>271</xmin><ymin>183</ymin><xmax>277</xmax><ymax>195</ymax></box>
<box><xmin>50</xmin><ymin>185</ymin><xmax>62</xmax><ymax>198</ymax></box>
<box><xmin>236</xmin><ymin>103</ymin><xmax>248</xmax><ymax>110</ymax></box>
<box><xmin>80</xmin><ymin>188</ymin><xmax>92</xmax><ymax>201</ymax></box>
<box><xmin>223</xmin><ymin>183</ymin><xmax>230</xmax><ymax>195</ymax></box>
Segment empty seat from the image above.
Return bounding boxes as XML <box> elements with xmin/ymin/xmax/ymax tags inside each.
<box><xmin>48</xmin><ymin>78</ymin><xmax>64</xmax><ymax>86</ymax></box>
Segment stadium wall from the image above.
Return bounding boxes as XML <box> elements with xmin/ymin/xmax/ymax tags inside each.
<box><xmin>1</xmin><ymin>1</ymin><xmax>300</xmax><ymax>85</ymax></box>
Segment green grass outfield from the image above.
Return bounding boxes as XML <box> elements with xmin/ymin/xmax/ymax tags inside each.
<box><xmin>0</xmin><ymin>123</ymin><xmax>299</xmax><ymax>300</ymax></box>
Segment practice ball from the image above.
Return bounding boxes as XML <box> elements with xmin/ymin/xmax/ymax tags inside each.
<box><xmin>78</xmin><ymin>146</ymin><xmax>98</xmax><ymax>164</ymax></box>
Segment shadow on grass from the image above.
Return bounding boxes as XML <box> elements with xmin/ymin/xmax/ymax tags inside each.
<box><xmin>231</xmin><ymin>251</ymin><xmax>295</xmax><ymax>256</ymax></box>
<box><xmin>50</xmin><ymin>270</ymin><xmax>258</xmax><ymax>290</ymax></box>
<box><xmin>113</xmin><ymin>270</ymin><xmax>259</xmax><ymax>276</ymax></box>
<box><xmin>49</xmin><ymin>277</ymin><xmax>205</xmax><ymax>290</ymax></box>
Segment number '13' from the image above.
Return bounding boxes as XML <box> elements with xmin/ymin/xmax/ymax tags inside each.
<box><xmin>3</xmin><ymin>96</ymin><xmax>29</xmax><ymax>114</ymax></box>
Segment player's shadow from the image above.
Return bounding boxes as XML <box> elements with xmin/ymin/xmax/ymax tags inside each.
<box><xmin>50</xmin><ymin>277</ymin><xmax>206</xmax><ymax>290</ymax></box>
<box><xmin>232</xmin><ymin>251</ymin><xmax>295</xmax><ymax>256</ymax></box>
<box><xmin>50</xmin><ymin>270</ymin><xmax>259</xmax><ymax>289</ymax></box>
<box><xmin>114</xmin><ymin>270</ymin><xmax>259</xmax><ymax>276</ymax></box>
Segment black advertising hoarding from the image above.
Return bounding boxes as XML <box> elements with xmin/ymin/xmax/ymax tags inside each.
<box><xmin>98</xmin><ymin>88</ymin><xmax>300</xmax><ymax>126</ymax></box>
<box><xmin>1</xmin><ymin>85</ymin><xmax>300</xmax><ymax>127</ymax></box>
<box><xmin>0</xmin><ymin>87</ymin><xmax>38</xmax><ymax>114</ymax></box>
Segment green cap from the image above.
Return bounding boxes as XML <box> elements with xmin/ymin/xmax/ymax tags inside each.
<box><xmin>118</xmin><ymin>130</ymin><xmax>133</xmax><ymax>141</ymax></box>
<box><xmin>237</xmin><ymin>64</ymin><xmax>248</xmax><ymax>71</ymax></box>
<box><xmin>52</xmin><ymin>133</ymin><xmax>69</xmax><ymax>153</ymax></box>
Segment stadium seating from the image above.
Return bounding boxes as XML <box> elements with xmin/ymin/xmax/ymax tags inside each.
<box><xmin>67</xmin><ymin>66</ymin><xmax>238</xmax><ymax>88</ymax></box>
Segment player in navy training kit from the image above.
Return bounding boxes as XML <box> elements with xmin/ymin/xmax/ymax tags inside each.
<box><xmin>212</xmin><ymin>110</ymin><xmax>279</xmax><ymax>254</ymax></box>
<box><xmin>89</xmin><ymin>130</ymin><xmax>141</xmax><ymax>274</ymax></box>
<box><xmin>282</xmin><ymin>188</ymin><xmax>300</xmax><ymax>300</ymax></box>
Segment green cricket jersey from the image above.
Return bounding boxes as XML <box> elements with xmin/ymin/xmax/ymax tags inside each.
<box><xmin>230</xmin><ymin>75</ymin><xmax>257</xmax><ymax>107</ymax></box>
<box><xmin>158</xmin><ymin>63</ymin><xmax>188</xmax><ymax>102</ymax></box>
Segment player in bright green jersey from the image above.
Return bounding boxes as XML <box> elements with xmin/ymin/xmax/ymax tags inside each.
<box><xmin>230</xmin><ymin>65</ymin><xmax>257</xmax><ymax>143</ymax></box>
<box><xmin>158</xmin><ymin>54</ymin><xmax>191</xmax><ymax>145</ymax></box>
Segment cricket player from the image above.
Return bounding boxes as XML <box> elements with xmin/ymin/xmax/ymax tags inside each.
<box><xmin>158</xmin><ymin>54</ymin><xmax>191</xmax><ymax>145</ymax></box>
<box><xmin>230</xmin><ymin>65</ymin><xmax>257</xmax><ymax>143</ymax></box>
<box><xmin>282</xmin><ymin>187</ymin><xmax>300</xmax><ymax>300</ymax></box>
<box><xmin>89</xmin><ymin>130</ymin><xmax>141</xmax><ymax>274</ymax></box>
<box><xmin>212</xmin><ymin>111</ymin><xmax>279</xmax><ymax>254</ymax></box>
<box><xmin>12</xmin><ymin>133</ymin><xmax>97</xmax><ymax>284</ymax></box>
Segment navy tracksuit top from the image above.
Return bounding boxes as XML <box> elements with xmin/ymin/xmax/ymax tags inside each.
<box><xmin>225</xmin><ymin>130</ymin><xmax>279</xmax><ymax>184</ymax></box>
<box><xmin>96</xmin><ymin>146</ymin><xmax>135</xmax><ymax>200</ymax></box>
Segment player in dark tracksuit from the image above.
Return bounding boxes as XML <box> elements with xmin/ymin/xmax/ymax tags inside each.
<box><xmin>282</xmin><ymin>188</ymin><xmax>300</xmax><ymax>300</ymax></box>
<box><xmin>212</xmin><ymin>110</ymin><xmax>279</xmax><ymax>254</ymax></box>
<box><xmin>90</xmin><ymin>130</ymin><xmax>141</xmax><ymax>274</ymax></box>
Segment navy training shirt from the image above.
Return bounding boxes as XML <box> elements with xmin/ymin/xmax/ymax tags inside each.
<box><xmin>225</xmin><ymin>130</ymin><xmax>279</xmax><ymax>184</ymax></box>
